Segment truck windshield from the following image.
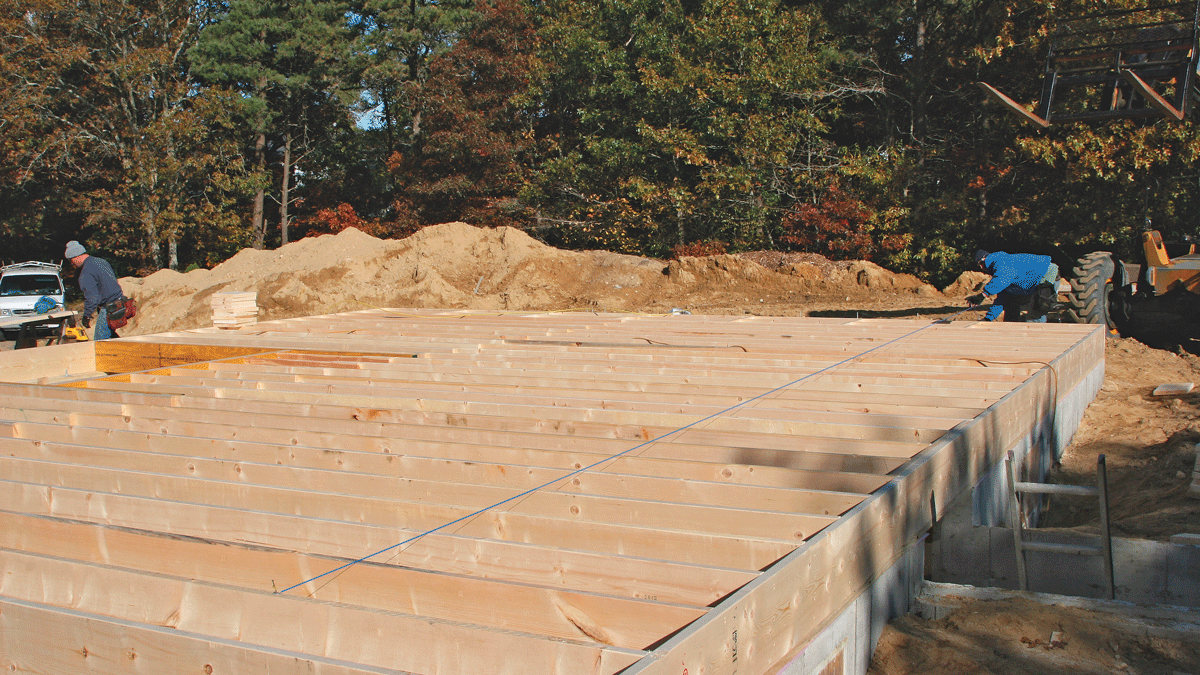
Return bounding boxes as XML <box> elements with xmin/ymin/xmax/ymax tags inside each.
<box><xmin>0</xmin><ymin>274</ymin><xmax>62</xmax><ymax>296</ymax></box>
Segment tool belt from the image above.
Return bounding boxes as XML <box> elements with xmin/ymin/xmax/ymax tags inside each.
<box><xmin>1031</xmin><ymin>281</ymin><xmax>1058</xmax><ymax>314</ymax></box>
<box><xmin>105</xmin><ymin>298</ymin><xmax>136</xmax><ymax>330</ymax></box>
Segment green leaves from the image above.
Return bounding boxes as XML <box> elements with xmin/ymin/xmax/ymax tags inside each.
<box><xmin>527</xmin><ymin>0</ymin><xmax>832</xmax><ymax>254</ymax></box>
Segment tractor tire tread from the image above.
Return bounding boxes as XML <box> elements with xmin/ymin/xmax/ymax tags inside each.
<box><xmin>1065</xmin><ymin>252</ymin><xmax>1114</xmax><ymax>326</ymax></box>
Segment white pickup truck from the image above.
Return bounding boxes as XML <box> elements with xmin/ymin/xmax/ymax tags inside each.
<box><xmin>0</xmin><ymin>261</ymin><xmax>67</xmax><ymax>340</ymax></box>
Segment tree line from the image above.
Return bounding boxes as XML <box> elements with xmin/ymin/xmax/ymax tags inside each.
<box><xmin>3</xmin><ymin>0</ymin><xmax>1199</xmax><ymax>285</ymax></box>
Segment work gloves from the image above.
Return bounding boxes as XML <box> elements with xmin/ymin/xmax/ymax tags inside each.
<box><xmin>966</xmin><ymin>293</ymin><xmax>986</xmax><ymax>307</ymax></box>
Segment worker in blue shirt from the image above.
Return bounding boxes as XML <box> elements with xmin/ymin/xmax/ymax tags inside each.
<box><xmin>65</xmin><ymin>240</ymin><xmax>127</xmax><ymax>340</ymax></box>
<box><xmin>968</xmin><ymin>250</ymin><xmax>1059</xmax><ymax>322</ymax></box>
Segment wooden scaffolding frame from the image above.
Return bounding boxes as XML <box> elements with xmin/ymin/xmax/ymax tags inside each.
<box><xmin>0</xmin><ymin>309</ymin><xmax>1104</xmax><ymax>674</ymax></box>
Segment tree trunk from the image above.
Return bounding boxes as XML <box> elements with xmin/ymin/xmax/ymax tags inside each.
<box><xmin>911</xmin><ymin>0</ymin><xmax>928</xmax><ymax>147</ymax></box>
<box><xmin>279</xmin><ymin>129</ymin><xmax>293</xmax><ymax>246</ymax></box>
<box><xmin>168</xmin><ymin>236</ymin><xmax>178</xmax><ymax>270</ymax></box>
<box><xmin>145</xmin><ymin>214</ymin><xmax>161</xmax><ymax>270</ymax></box>
<box><xmin>382</xmin><ymin>86</ymin><xmax>395</xmax><ymax>152</ymax></box>
<box><xmin>252</xmin><ymin>129</ymin><xmax>267</xmax><ymax>249</ymax></box>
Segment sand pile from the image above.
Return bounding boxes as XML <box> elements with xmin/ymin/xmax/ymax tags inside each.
<box><xmin>119</xmin><ymin>222</ymin><xmax>948</xmax><ymax>336</ymax></box>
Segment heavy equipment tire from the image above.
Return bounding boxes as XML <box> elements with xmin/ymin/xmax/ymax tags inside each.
<box><xmin>1065</xmin><ymin>251</ymin><xmax>1115</xmax><ymax>328</ymax></box>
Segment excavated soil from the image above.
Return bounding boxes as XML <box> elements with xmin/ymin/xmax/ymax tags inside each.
<box><xmin>114</xmin><ymin>223</ymin><xmax>954</xmax><ymax>337</ymax></box>
<box><xmin>6</xmin><ymin>222</ymin><xmax>1199</xmax><ymax>675</ymax></box>
<box><xmin>869</xmin><ymin>595</ymin><xmax>1200</xmax><ymax>675</ymax></box>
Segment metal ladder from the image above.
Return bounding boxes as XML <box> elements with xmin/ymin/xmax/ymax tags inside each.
<box><xmin>1005</xmin><ymin>450</ymin><xmax>1115</xmax><ymax>599</ymax></box>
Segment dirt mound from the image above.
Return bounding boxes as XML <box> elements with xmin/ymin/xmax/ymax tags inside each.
<box><xmin>118</xmin><ymin>223</ymin><xmax>950</xmax><ymax>336</ymax></box>
<box><xmin>663</xmin><ymin>254</ymin><xmax>773</xmax><ymax>286</ymax></box>
<box><xmin>941</xmin><ymin>271</ymin><xmax>990</xmax><ymax>297</ymax></box>
<box><xmin>846</xmin><ymin>261</ymin><xmax>940</xmax><ymax>295</ymax></box>
<box><xmin>736</xmin><ymin>250</ymin><xmax>851</xmax><ymax>278</ymax></box>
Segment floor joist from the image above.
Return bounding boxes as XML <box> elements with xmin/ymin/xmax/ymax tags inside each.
<box><xmin>0</xmin><ymin>310</ymin><xmax>1103</xmax><ymax>674</ymax></box>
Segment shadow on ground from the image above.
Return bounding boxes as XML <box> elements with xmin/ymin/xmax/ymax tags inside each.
<box><xmin>807</xmin><ymin>305</ymin><xmax>968</xmax><ymax>319</ymax></box>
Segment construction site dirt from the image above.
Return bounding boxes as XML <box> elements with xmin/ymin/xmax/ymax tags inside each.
<box><xmin>4</xmin><ymin>222</ymin><xmax>1198</xmax><ymax>674</ymax></box>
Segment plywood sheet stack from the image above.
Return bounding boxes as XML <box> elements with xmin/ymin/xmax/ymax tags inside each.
<box><xmin>211</xmin><ymin>291</ymin><xmax>257</xmax><ymax>328</ymax></box>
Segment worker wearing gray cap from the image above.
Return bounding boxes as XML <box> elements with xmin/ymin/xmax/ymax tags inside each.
<box><xmin>65</xmin><ymin>240</ymin><xmax>126</xmax><ymax>340</ymax></box>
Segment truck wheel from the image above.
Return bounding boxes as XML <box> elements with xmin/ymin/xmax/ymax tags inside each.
<box><xmin>1065</xmin><ymin>252</ymin><xmax>1115</xmax><ymax>328</ymax></box>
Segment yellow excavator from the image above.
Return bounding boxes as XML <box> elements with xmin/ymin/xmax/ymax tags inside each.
<box><xmin>979</xmin><ymin>0</ymin><xmax>1200</xmax><ymax>349</ymax></box>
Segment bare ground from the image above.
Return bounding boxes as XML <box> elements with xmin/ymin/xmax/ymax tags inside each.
<box><xmin>869</xmin><ymin>593</ymin><xmax>1200</xmax><ymax>675</ymax></box>
<box><xmin>5</xmin><ymin>222</ymin><xmax>1199</xmax><ymax>674</ymax></box>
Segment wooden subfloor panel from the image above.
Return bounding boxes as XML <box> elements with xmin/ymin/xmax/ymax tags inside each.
<box><xmin>0</xmin><ymin>388</ymin><xmax>933</xmax><ymax>462</ymax></box>
<box><xmin>1</xmin><ymin>403</ymin><xmax>915</xmax><ymax>475</ymax></box>
<box><xmin>0</xmin><ymin>478</ymin><xmax>792</xmax><ymax>571</ymax></box>
<box><xmin>0</xmin><ymin>598</ymin><xmax>408</xmax><ymax>675</ymax></box>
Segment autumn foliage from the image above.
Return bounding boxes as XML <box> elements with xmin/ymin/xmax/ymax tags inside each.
<box><xmin>670</xmin><ymin>241</ymin><xmax>728</xmax><ymax>259</ymax></box>
<box><xmin>306</xmin><ymin>203</ymin><xmax>375</xmax><ymax>235</ymax></box>
<box><xmin>3</xmin><ymin>0</ymin><xmax>1200</xmax><ymax>286</ymax></box>
<box><xmin>780</xmin><ymin>186</ymin><xmax>906</xmax><ymax>262</ymax></box>
<box><xmin>386</xmin><ymin>0</ymin><xmax>539</xmax><ymax>229</ymax></box>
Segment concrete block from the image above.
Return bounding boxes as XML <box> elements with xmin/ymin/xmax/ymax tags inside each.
<box><xmin>1113</xmin><ymin>537</ymin><xmax>1170</xmax><ymax>602</ymax></box>
<box><xmin>929</xmin><ymin>525</ymin><xmax>1200</xmax><ymax>608</ymax></box>
<box><xmin>1020</xmin><ymin>529</ymin><xmax>1110</xmax><ymax>598</ymax></box>
<box><xmin>1190</xmin><ymin>446</ymin><xmax>1200</xmax><ymax>499</ymax></box>
<box><xmin>1167</xmin><ymin>537</ymin><xmax>1200</xmax><ymax>607</ymax></box>
<box><xmin>986</xmin><ymin>525</ymin><xmax>1020</xmax><ymax>589</ymax></box>
<box><xmin>931</xmin><ymin>524</ymin><xmax>992</xmax><ymax>586</ymax></box>
<box><xmin>1151</xmin><ymin>382</ymin><xmax>1194</xmax><ymax>396</ymax></box>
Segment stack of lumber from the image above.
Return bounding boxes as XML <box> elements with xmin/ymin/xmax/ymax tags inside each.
<box><xmin>211</xmin><ymin>291</ymin><xmax>257</xmax><ymax>328</ymax></box>
<box><xmin>0</xmin><ymin>309</ymin><xmax>1104</xmax><ymax>675</ymax></box>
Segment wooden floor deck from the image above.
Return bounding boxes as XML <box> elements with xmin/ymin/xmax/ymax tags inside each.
<box><xmin>0</xmin><ymin>309</ymin><xmax>1103</xmax><ymax>674</ymax></box>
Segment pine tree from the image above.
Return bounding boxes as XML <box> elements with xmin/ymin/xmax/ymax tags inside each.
<box><xmin>356</xmin><ymin>0</ymin><xmax>476</xmax><ymax>153</ymax></box>
<box><xmin>191</xmin><ymin>0</ymin><xmax>359</xmax><ymax>246</ymax></box>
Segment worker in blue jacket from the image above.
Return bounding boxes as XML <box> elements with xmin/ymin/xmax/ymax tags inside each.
<box><xmin>968</xmin><ymin>250</ymin><xmax>1059</xmax><ymax>322</ymax></box>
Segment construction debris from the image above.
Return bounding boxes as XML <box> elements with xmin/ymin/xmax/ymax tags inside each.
<box><xmin>1151</xmin><ymin>382</ymin><xmax>1194</xmax><ymax>396</ymax></box>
